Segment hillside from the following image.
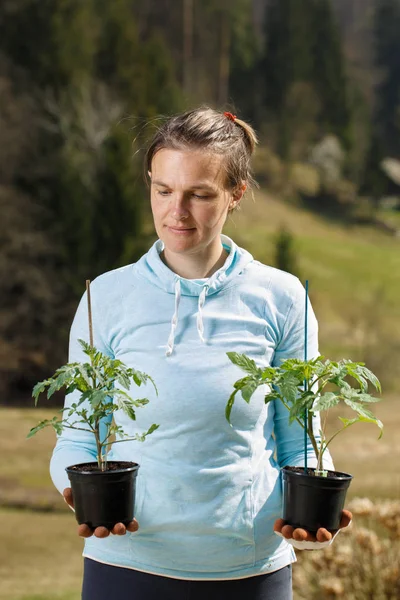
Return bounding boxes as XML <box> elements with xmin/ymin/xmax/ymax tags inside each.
<box><xmin>224</xmin><ymin>190</ymin><xmax>400</xmax><ymax>390</ymax></box>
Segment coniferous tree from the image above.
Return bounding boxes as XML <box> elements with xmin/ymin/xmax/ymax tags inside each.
<box><xmin>0</xmin><ymin>0</ymin><xmax>184</xmax><ymax>400</ymax></box>
<box><xmin>263</xmin><ymin>0</ymin><xmax>314</xmax><ymax>113</ymax></box>
<box><xmin>229</xmin><ymin>0</ymin><xmax>262</xmax><ymax>122</ymax></box>
<box><xmin>311</xmin><ymin>0</ymin><xmax>352</xmax><ymax>148</ymax></box>
<box><xmin>274</xmin><ymin>226</ymin><xmax>300</xmax><ymax>278</ymax></box>
<box><xmin>359</xmin><ymin>0</ymin><xmax>400</xmax><ymax>197</ymax></box>
<box><xmin>0</xmin><ymin>0</ymin><xmax>100</xmax><ymax>91</ymax></box>
<box><xmin>373</xmin><ymin>0</ymin><xmax>400</xmax><ymax>156</ymax></box>
<box><xmin>262</xmin><ymin>0</ymin><xmax>351</xmax><ymax>157</ymax></box>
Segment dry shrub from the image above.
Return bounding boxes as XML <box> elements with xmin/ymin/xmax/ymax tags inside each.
<box><xmin>293</xmin><ymin>497</ymin><xmax>400</xmax><ymax>600</ymax></box>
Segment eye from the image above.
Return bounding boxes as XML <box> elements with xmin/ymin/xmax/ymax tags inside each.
<box><xmin>192</xmin><ymin>193</ymin><xmax>210</xmax><ymax>199</ymax></box>
<box><xmin>157</xmin><ymin>190</ymin><xmax>171</xmax><ymax>196</ymax></box>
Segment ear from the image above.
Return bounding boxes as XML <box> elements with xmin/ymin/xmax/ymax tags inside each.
<box><xmin>229</xmin><ymin>182</ymin><xmax>247</xmax><ymax>210</ymax></box>
<box><xmin>148</xmin><ymin>171</ymin><xmax>152</xmax><ymax>179</ymax></box>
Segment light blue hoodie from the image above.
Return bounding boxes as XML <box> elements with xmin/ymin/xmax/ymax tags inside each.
<box><xmin>50</xmin><ymin>234</ymin><xmax>333</xmax><ymax>580</ymax></box>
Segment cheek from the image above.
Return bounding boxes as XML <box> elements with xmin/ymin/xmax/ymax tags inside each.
<box><xmin>150</xmin><ymin>194</ymin><xmax>164</xmax><ymax>218</ymax></box>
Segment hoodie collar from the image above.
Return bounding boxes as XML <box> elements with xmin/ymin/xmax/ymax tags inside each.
<box><xmin>136</xmin><ymin>234</ymin><xmax>253</xmax><ymax>297</ymax></box>
<box><xmin>135</xmin><ymin>234</ymin><xmax>254</xmax><ymax>356</ymax></box>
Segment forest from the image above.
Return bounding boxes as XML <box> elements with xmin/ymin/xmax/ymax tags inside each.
<box><xmin>1</xmin><ymin>0</ymin><xmax>400</xmax><ymax>403</ymax></box>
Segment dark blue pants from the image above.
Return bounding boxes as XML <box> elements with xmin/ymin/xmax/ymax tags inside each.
<box><xmin>82</xmin><ymin>558</ymin><xmax>292</xmax><ymax>600</ymax></box>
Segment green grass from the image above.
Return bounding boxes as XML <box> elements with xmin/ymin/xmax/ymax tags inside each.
<box><xmin>14</xmin><ymin>595</ymin><xmax>79</xmax><ymax>600</ymax></box>
<box><xmin>224</xmin><ymin>191</ymin><xmax>400</xmax><ymax>386</ymax></box>
<box><xmin>0</xmin><ymin>409</ymin><xmax>61</xmax><ymax>508</ymax></box>
<box><xmin>0</xmin><ymin>508</ymin><xmax>82</xmax><ymax>600</ymax></box>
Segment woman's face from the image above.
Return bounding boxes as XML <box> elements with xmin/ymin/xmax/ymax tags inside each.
<box><xmin>149</xmin><ymin>148</ymin><xmax>242</xmax><ymax>260</ymax></box>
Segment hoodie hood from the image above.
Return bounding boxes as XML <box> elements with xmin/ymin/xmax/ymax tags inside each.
<box><xmin>135</xmin><ymin>234</ymin><xmax>254</xmax><ymax>355</ymax></box>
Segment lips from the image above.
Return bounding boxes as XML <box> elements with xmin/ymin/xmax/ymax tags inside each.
<box><xmin>168</xmin><ymin>226</ymin><xmax>195</xmax><ymax>231</ymax></box>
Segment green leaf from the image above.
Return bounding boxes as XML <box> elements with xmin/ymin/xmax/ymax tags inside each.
<box><xmin>264</xmin><ymin>391</ymin><xmax>281</xmax><ymax>404</ymax></box>
<box><xmin>78</xmin><ymin>339</ymin><xmax>94</xmax><ymax>357</ymax></box>
<box><xmin>27</xmin><ymin>417</ymin><xmax>64</xmax><ymax>438</ymax></box>
<box><xmin>342</xmin><ymin>398</ymin><xmax>376</xmax><ymax>421</ymax></box>
<box><xmin>87</xmin><ymin>389</ymin><xmax>110</xmax><ymax>409</ymax></box>
<box><xmin>117</xmin><ymin>372</ymin><xmax>131</xmax><ymax>390</ymax></box>
<box><xmin>361</xmin><ymin>367</ymin><xmax>381</xmax><ymax>393</ymax></box>
<box><xmin>145</xmin><ymin>423</ymin><xmax>159</xmax><ymax>436</ymax></box>
<box><xmin>225</xmin><ymin>389</ymin><xmax>239</xmax><ymax>424</ymax></box>
<box><xmin>131</xmin><ymin>398</ymin><xmax>150</xmax><ymax>407</ymax></box>
<box><xmin>339</xmin><ymin>415</ymin><xmax>383</xmax><ymax>438</ymax></box>
<box><xmin>261</xmin><ymin>367</ymin><xmax>278</xmax><ymax>382</ymax></box>
<box><xmin>27</xmin><ymin>419</ymin><xmax>52</xmax><ymax>438</ymax></box>
<box><xmin>280</xmin><ymin>372</ymin><xmax>300</xmax><ymax>404</ymax></box>
<box><xmin>241</xmin><ymin>379</ymin><xmax>260</xmax><ymax>403</ymax></box>
<box><xmin>356</xmin><ymin>393</ymin><xmax>382</xmax><ymax>404</ymax></box>
<box><xmin>289</xmin><ymin>392</ymin><xmax>316</xmax><ymax>423</ymax></box>
<box><xmin>77</xmin><ymin>364</ymin><xmax>92</xmax><ymax>388</ymax></box>
<box><xmin>47</xmin><ymin>378</ymin><xmax>61</xmax><ymax>399</ymax></box>
<box><xmin>123</xmin><ymin>404</ymin><xmax>136</xmax><ymax>421</ymax></box>
<box><xmin>32</xmin><ymin>381</ymin><xmax>49</xmax><ymax>405</ymax></box>
<box><xmin>313</xmin><ymin>392</ymin><xmax>340</xmax><ymax>412</ymax></box>
<box><xmin>226</xmin><ymin>352</ymin><xmax>260</xmax><ymax>376</ymax></box>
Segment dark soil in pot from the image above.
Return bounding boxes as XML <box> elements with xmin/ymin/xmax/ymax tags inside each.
<box><xmin>66</xmin><ymin>461</ymin><xmax>139</xmax><ymax>529</ymax></box>
<box><xmin>282</xmin><ymin>465</ymin><xmax>353</xmax><ymax>533</ymax></box>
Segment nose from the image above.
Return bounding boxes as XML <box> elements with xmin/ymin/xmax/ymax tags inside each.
<box><xmin>171</xmin><ymin>195</ymin><xmax>189</xmax><ymax>221</ymax></box>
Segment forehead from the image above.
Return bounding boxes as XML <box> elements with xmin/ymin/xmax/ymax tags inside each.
<box><xmin>151</xmin><ymin>148</ymin><xmax>226</xmax><ymax>188</ymax></box>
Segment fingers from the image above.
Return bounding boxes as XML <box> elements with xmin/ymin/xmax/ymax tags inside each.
<box><xmin>281</xmin><ymin>525</ymin><xmax>294</xmax><ymax>539</ymax></box>
<box><xmin>111</xmin><ymin>523</ymin><xmax>128</xmax><ymax>535</ymax></box>
<box><xmin>76</xmin><ymin>518</ymin><xmax>139</xmax><ymax>538</ymax></box>
<box><xmin>63</xmin><ymin>487</ymin><xmax>74</xmax><ymax>509</ymax></box>
<box><xmin>78</xmin><ymin>524</ymin><xmax>94</xmax><ymax>538</ymax></box>
<box><xmin>339</xmin><ymin>509</ymin><xmax>353</xmax><ymax>529</ymax></box>
<box><xmin>292</xmin><ymin>528</ymin><xmax>316</xmax><ymax>542</ymax></box>
<box><xmin>316</xmin><ymin>528</ymin><xmax>332</xmax><ymax>542</ymax></box>
<box><xmin>126</xmin><ymin>519</ymin><xmax>139</xmax><ymax>533</ymax></box>
<box><xmin>274</xmin><ymin>519</ymin><xmax>316</xmax><ymax>541</ymax></box>
<box><xmin>273</xmin><ymin>518</ymin><xmax>286</xmax><ymax>534</ymax></box>
<box><xmin>274</xmin><ymin>515</ymin><xmax>349</xmax><ymax>544</ymax></box>
<box><xmin>94</xmin><ymin>527</ymin><xmax>110</xmax><ymax>538</ymax></box>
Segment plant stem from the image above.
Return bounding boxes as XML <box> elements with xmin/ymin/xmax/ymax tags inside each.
<box><xmin>93</xmin><ymin>423</ymin><xmax>104</xmax><ymax>471</ymax></box>
<box><xmin>316</xmin><ymin>438</ymin><xmax>325</xmax><ymax>472</ymax></box>
<box><xmin>307</xmin><ymin>411</ymin><xmax>320</xmax><ymax>464</ymax></box>
<box><xmin>323</xmin><ymin>425</ymin><xmax>349</xmax><ymax>452</ymax></box>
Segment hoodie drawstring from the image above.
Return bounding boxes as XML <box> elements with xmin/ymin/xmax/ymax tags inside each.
<box><xmin>165</xmin><ymin>280</ymin><xmax>209</xmax><ymax>356</ymax></box>
<box><xmin>196</xmin><ymin>284</ymin><xmax>209</xmax><ymax>343</ymax></box>
<box><xmin>166</xmin><ymin>279</ymin><xmax>182</xmax><ymax>357</ymax></box>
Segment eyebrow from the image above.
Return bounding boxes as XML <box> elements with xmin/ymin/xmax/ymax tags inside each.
<box><xmin>151</xmin><ymin>179</ymin><xmax>218</xmax><ymax>192</ymax></box>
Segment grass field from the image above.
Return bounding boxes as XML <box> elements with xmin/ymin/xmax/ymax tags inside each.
<box><xmin>2</xmin><ymin>190</ymin><xmax>399</xmax><ymax>599</ymax></box>
<box><xmin>1</xmin><ymin>391</ymin><xmax>398</xmax><ymax>600</ymax></box>
<box><xmin>225</xmin><ymin>191</ymin><xmax>400</xmax><ymax>349</ymax></box>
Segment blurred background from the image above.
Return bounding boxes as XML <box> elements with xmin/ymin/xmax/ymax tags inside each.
<box><xmin>0</xmin><ymin>1</ymin><xmax>399</xmax><ymax>599</ymax></box>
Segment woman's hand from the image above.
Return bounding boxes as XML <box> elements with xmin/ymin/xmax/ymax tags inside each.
<box><xmin>63</xmin><ymin>488</ymin><xmax>139</xmax><ymax>538</ymax></box>
<box><xmin>273</xmin><ymin>509</ymin><xmax>352</xmax><ymax>543</ymax></box>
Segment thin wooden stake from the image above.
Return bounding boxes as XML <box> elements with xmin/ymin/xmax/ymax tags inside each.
<box><xmin>86</xmin><ymin>279</ymin><xmax>94</xmax><ymax>348</ymax></box>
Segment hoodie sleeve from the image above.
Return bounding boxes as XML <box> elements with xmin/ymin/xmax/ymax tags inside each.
<box><xmin>271</xmin><ymin>280</ymin><xmax>334</xmax><ymax>471</ymax></box>
<box><xmin>49</xmin><ymin>285</ymin><xmax>114</xmax><ymax>494</ymax></box>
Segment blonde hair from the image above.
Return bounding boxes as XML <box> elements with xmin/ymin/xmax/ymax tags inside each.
<box><xmin>145</xmin><ymin>107</ymin><xmax>258</xmax><ymax>195</ymax></box>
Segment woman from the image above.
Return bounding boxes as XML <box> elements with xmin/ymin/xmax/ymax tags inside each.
<box><xmin>51</xmin><ymin>107</ymin><xmax>351</xmax><ymax>600</ymax></box>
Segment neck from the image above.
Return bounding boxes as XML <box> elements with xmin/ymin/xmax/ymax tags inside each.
<box><xmin>160</xmin><ymin>244</ymin><xmax>228</xmax><ymax>279</ymax></box>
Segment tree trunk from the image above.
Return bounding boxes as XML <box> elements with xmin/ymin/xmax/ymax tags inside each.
<box><xmin>218</xmin><ymin>10</ymin><xmax>231</xmax><ymax>106</ymax></box>
<box><xmin>183</xmin><ymin>0</ymin><xmax>194</xmax><ymax>96</ymax></box>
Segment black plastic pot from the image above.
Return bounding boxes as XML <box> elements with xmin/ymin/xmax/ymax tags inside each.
<box><xmin>282</xmin><ymin>466</ymin><xmax>353</xmax><ymax>533</ymax></box>
<box><xmin>66</xmin><ymin>461</ymin><xmax>139</xmax><ymax>529</ymax></box>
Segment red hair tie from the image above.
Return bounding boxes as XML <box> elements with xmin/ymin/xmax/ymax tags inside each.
<box><xmin>224</xmin><ymin>111</ymin><xmax>237</xmax><ymax>122</ymax></box>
